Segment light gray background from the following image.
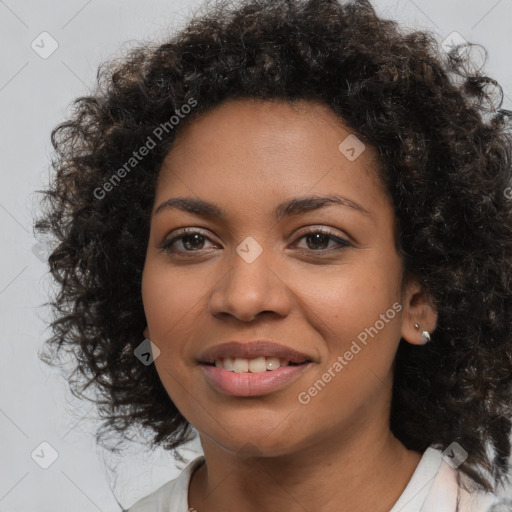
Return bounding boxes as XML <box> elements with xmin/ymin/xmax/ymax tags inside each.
<box><xmin>1</xmin><ymin>0</ymin><xmax>511</xmax><ymax>510</ymax></box>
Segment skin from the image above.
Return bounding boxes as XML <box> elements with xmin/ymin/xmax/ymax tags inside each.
<box><xmin>141</xmin><ymin>98</ymin><xmax>438</xmax><ymax>512</ymax></box>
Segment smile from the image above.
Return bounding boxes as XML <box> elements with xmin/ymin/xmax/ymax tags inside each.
<box><xmin>200</xmin><ymin>360</ymin><xmax>312</xmax><ymax>397</ymax></box>
<box><xmin>206</xmin><ymin>356</ymin><xmax>310</xmax><ymax>373</ymax></box>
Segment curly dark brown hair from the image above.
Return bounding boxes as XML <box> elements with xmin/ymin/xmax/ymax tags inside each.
<box><xmin>33</xmin><ymin>0</ymin><xmax>512</xmax><ymax>494</ymax></box>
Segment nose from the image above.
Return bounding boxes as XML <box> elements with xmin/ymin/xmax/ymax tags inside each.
<box><xmin>208</xmin><ymin>248</ymin><xmax>292</xmax><ymax>322</ymax></box>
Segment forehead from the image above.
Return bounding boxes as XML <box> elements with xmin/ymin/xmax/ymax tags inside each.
<box><xmin>165</xmin><ymin>97</ymin><xmax>380</xmax><ymax>171</ymax></box>
<box><xmin>155</xmin><ymin>98</ymin><xmax>391</xmax><ymax>220</ymax></box>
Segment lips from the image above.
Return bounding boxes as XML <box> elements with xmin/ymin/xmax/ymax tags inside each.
<box><xmin>197</xmin><ymin>340</ymin><xmax>313</xmax><ymax>365</ymax></box>
<box><xmin>201</xmin><ymin>362</ymin><xmax>312</xmax><ymax>396</ymax></box>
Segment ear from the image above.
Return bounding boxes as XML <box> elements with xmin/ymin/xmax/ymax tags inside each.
<box><xmin>143</xmin><ymin>325</ymin><xmax>150</xmax><ymax>339</ymax></box>
<box><xmin>400</xmin><ymin>275</ymin><xmax>438</xmax><ymax>346</ymax></box>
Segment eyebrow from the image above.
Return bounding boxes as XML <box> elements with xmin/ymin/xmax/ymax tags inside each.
<box><xmin>154</xmin><ymin>194</ymin><xmax>371</xmax><ymax>221</ymax></box>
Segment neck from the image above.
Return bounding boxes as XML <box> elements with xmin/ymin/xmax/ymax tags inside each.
<box><xmin>189</xmin><ymin>421</ymin><xmax>422</xmax><ymax>512</ymax></box>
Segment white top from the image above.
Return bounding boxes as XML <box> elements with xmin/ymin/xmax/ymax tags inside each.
<box><xmin>126</xmin><ymin>447</ymin><xmax>511</xmax><ymax>511</ymax></box>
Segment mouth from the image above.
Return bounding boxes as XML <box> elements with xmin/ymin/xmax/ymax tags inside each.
<box><xmin>200</xmin><ymin>357</ymin><xmax>312</xmax><ymax>373</ymax></box>
<box><xmin>197</xmin><ymin>340</ymin><xmax>314</xmax><ymax>369</ymax></box>
<box><xmin>199</xmin><ymin>358</ymin><xmax>313</xmax><ymax>397</ymax></box>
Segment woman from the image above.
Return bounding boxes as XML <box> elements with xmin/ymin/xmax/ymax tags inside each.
<box><xmin>34</xmin><ymin>0</ymin><xmax>512</xmax><ymax>510</ymax></box>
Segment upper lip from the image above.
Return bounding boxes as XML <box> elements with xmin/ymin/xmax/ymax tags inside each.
<box><xmin>198</xmin><ymin>340</ymin><xmax>313</xmax><ymax>364</ymax></box>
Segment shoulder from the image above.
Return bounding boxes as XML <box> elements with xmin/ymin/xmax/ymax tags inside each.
<box><xmin>457</xmin><ymin>472</ymin><xmax>512</xmax><ymax>512</ymax></box>
<box><xmin>125</xmin><ymin>455</ymin><xmax>205</xmax><ymax>512</ymax></box>
<box><xmin>422</xmin><ymin>447</ymin><xmax>511</xmax><ymax>512</ymax></box>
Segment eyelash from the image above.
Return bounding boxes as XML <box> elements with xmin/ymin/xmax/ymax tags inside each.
<box><xmin>160</xmin><ymin>227</ymin><xmax>351</xmax><ymax>255</ymax></box>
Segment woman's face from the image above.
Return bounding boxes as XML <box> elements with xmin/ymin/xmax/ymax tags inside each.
<box><xmin>142</xmin><ymin>98</ymin><xmax>427</xmax><ymax>457</ymax></box>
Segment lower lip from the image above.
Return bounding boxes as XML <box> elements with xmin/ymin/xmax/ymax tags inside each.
<box><xmin>200</xmin><ymin>363</ymin><xmax>312</xmax><ymax>397</ymax></box>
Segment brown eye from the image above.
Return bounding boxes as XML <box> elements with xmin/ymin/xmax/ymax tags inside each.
<box><xmin>161</xmin><ymin>230</ymin><xmax>217</xmax><ymax>253</ymax></box>
<box><xmin>294</xmin><ymin>229</ymin><xmax>351</xmax><ymax>252</ymax></box>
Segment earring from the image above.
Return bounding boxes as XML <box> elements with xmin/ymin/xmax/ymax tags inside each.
<box><xmin>414</xmin><ymin>323</ymin><xmax>431</xmax><ymax>344</ymax></box>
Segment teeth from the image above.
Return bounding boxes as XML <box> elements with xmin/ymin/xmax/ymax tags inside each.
<box><xmin>233</xmin><ymin>358</ymin><xmax>249</xmax><ymax>373</ymax></box>
<box><xmin>213</xmin><ymin>356</ymin><xmax>290</xmax><ymax>372</ymax></box>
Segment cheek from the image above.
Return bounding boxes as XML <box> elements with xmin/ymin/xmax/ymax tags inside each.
<box><xmin>141</xmin><ymin>265</ymin><xmax>206</xmax><ymax>345</ymax></box>
<box><xmin>300</xmin><ymin>262</ymin><xmax>399</xmax><ymax>328</ymax></box>
<box><xmin>141</xmin><ymin>267</ymin><xmax>207</xmax><ymax>406</ymax></box>
<box><xmin>292</xmin><ymin>273</ymin><xmax>401</xmax><ymax>428</ymax></box>
<box><xmin>294</xmin><ymin>260</ymin><xmax>402</xmax><ymax>371</ymax></box>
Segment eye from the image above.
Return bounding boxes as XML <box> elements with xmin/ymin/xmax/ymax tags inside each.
<box><xmin>160</xmin><ymin>227</ymin><xmax>351</xmax><ymax>255</ymax></box>
<box><xmin>292</xmin><ymin>228</ymin><xmax>351</xmax><ymax>253</ymax></box>
<box><xmin>160</xmin><ymin>229</ymin><xmax>217</xmax><ymax>253</ymax></box>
